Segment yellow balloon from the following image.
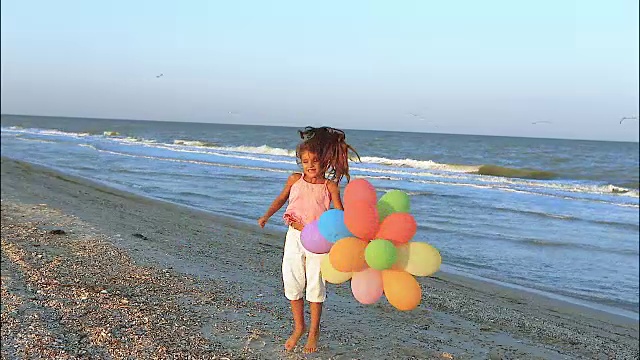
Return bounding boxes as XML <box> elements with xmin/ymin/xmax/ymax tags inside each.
<box><xmin>393</xmin><ymin>242</ymin><xmax>442</xmax><ymax>277</ymax></box>
<box><xmin>321</xmin><ymin>254</ymin><xmax>353</xmax><ymax>284</ymax></box>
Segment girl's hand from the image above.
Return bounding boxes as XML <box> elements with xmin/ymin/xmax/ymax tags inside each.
<box><xmin>291</xmin><ymin>222</ymin><xmax>304</xmax><ymax>231</ymax></box>
<box><xmin>258</xmin><ymin>216</ymin><xmax>269</xmax><ymax>228</ymax></box>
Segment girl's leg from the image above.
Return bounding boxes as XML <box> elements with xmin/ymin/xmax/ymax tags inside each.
<box><xmin>285</xmin><ymin>299</ymin><xmax>306</xmax><ymax>351</ymax></box>
<box><xmin>282</xmin><ymin>227</ymin><xmax>307</xmax><ymax>351</ymax></box>
<box><xmin>304</xmin><ymin>252</ymin><xmax>326</xmax><ymax>353</ymax></box>
<box><xmin>305</xmin><ymin>301</ymin><xmax>323</xmax><ymax>353</ymax></box>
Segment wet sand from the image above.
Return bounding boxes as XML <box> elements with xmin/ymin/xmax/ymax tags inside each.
<box><xmin>1</xmin><ymin>157</ymin><xmax>638</xmax><ymax>359</ymax></box>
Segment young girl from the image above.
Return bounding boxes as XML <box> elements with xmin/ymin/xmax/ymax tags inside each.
<box><xmin>258</xmin><ymin>126</ymin><xmax>359</xmax><ymax>354</ymax></box>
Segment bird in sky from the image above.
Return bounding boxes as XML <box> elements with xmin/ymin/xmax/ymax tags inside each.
<box><xmin>531</xmin><ymin>121</ymin><xmax>552</xmax><ymax>125</ymax></box>
<box><xmin>408</xmin><ymin>112</ymin><xmax>429</xmax><ymax>122</ymax></box>
<box><xmin>619</xmin><ymin>116</ymin><xmax>638</xmax><ymax>124</ymax></box>
<box><xmin>156</xmin><ymin>73</ymin><xmax>164</xmax><ymax>78</ymax></box>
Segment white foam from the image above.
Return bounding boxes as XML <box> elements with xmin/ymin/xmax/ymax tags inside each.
<box><xmin>215</xmin><ymin>144</ymin><xmax>296</xmax><ymax>157</ymax></box>
<box><xmin>173</xmin><ymin>139</ymin><xmax>217</xmax><ymax>147</ymax></box>
<box><xmin>3</xmin><ymin>127</ymin><xmax>92</xmax><ymax>139</ymax></box>
<box><xmin>84</xmin><ymin>147</ymin><xmax>292</xmax><ymax>174</ymax></box>
<box><xmin>153</xmin><ymin>144</ymin><xmax>298</xmax><ymax>165</ymax></box>
<box><xmin>113</xmin><ymin>137</ymin><xmax>157</xmax><ymax>145</ymax></box>
<box><xmin>360</xmin><ymin>156</ymin><xmax>480</xmax><ymax>172</ymax></box>
<box><xmin>15</xmin><ymin>137</ymin><xmax>56</xmax><ymax>144</ymax></box>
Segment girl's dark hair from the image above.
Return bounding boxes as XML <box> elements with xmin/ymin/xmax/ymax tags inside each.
<box><xmin>296</xmin><ymin>126</ymin><xmax>360</xmax><ymax>183</ymax></box>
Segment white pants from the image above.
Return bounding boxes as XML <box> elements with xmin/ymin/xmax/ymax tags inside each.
<box><xmin>282</xmin><ymin>227</ymin><xmax>326</xmax><ymax>303</ymax></box>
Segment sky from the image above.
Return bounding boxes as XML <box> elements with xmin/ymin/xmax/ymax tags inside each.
<box><xmin>1</xmin><ymin>0</ymin><xmax>638</xmax><ymax>142</ymax></box>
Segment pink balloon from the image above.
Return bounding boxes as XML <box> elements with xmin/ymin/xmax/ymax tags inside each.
<box><xmin>344</xmin><ymin>178</ymin><xmax>377</xmax><ymax>208</ymax></box>
<box><xmin>301</xmin><ymin>220</ymin><xmax>333</xmax><ymax>254</ymax></box>
<box><xmin>351</xmin><ymin>268</ymin><xmax>383</xmax><ymax>305</ymax></box>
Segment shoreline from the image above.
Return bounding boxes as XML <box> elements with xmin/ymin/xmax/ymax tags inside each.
<box><xmin>3</xmin><ymin>155</ymin><xmax>637</xmax><ymax>320</ymax></box>
<box><xmin>2</xmin><ymin>156</ymin><xmax>639</xmax><ymax>359</ymax></box>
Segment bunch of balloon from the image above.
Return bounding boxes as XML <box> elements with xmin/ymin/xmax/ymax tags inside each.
<box><xmin>300</xmin><ymin>179</ymin><xmax>442</xmax><ymax>311</ymax></box>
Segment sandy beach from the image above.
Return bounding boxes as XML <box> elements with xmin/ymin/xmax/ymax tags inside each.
<box><xmin>1</xmin><ymin>157</ymin><xmax>638</xmax><ymax>359</ymax></box>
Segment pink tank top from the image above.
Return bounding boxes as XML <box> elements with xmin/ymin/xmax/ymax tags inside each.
<box><xmin>283</xmin><ymin>175</ymin><xmax>331</xmax><ymax>226</ymax></box>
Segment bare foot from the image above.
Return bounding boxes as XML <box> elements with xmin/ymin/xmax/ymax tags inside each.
<box><xmin>304</xmin><ymin>332</ymin><xmax>319</xmax><ymax>354</ymax></box>
<box><xmin>284</xmin><ymin>327</ymin><xmax>305</xmax><ymax>351</ymax></box>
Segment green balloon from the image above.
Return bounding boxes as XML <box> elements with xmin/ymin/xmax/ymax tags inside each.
<box><xmin>377</xmin><ymin>190</ymin><xmax>410</xmax><ymax>221</ymax></box>
<box><xmin>365</xmin><ymin>239</ymin><xmax>398</xmax><ymax>270</ymax></box>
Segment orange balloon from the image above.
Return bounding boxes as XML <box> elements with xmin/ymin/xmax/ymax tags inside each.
<box><xmin>382</xmin><ymin>269</ymin><xmax>422</xmax><ymax>311</ymax></box>
<box><xmin>376</xmin><ymin>212</ymin><xmax>417</xmax><ymax>244</ymax></box>
<box><xmin>343</xmin><ymin>179</ymin><xmax>377</xmax><ymax>208</ymax></box>
<box><xmin>344</xmin><ymin>200</ymin><xmax>380</xmax><ymax>240</ymax></box>
<box><xmin>329</xmin><ymin>237</ymin><xmax>368</xmax><ymax>272</ymax></box>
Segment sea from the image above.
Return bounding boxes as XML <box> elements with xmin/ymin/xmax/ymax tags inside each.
<box><xmin>1</xmin><ymin>114</ymin><xmax>638</xmax><ymax>319</ymax></box>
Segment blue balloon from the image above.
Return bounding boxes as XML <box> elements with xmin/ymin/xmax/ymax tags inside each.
<box><xmin>317</xmin><ymin>209</ymin><xmax>353</xmax><ymax>243</ymax></box>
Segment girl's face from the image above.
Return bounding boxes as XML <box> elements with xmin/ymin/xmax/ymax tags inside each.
<box><xmin>300</xmin><ymin>151</ymin><xmax>322</xmax><ymax>178</ymax></box>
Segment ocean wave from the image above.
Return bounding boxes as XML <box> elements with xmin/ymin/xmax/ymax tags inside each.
<box><xmin>520</xmin><ymin>238</ymin><xmax>638</xmax><ymax>255</ymax></box>
<box><xmin>3</xmin><ymin>126</ymin><xmax>638</xmax><ymax>199</ymax></box>
<box><xmin>3</xmin><ymin>127</ymin><xmax>92</xmax><ymax>138</ymax></box>
<box><xmin>173</xmin><ymin>139</ymin><xmax>219</xmax><ymax>147</ymax></box>
<box><xmin>170</xmin><ymin>142</ymin><xmax>294</xmax><ymax>156</ymax></box>
<box><xmin>154</xmin><ymin>144</ymin><xmax>297</xmax><ymax>165</ymax></box>
<box><xmin>76</xmin><ymin>146</ymin><xmax>293</xmax><ymax>174</ymax></box>
<box><xmin>85</xmin><ymin>145</ymin><xmax>640</xmax><ymax>207</ymax></box>
<box><xmin>188</xmin><ymin>144</ymin><xmax>558</xmax><ymax>182</ymax></box>
<box><xmin>15</xmin><ymin>137</ymin><xmax>57</xmax><ymax>144</ymax></box>
<box><xmin>359</xmin><ymin>156</ymin><xmax>480</xmax><ymax>172</ymax></box>
<box><xmin>476</xmin><ymin>164</ymin><xmax>557</xmax><ymax>180</ymax></box>
<box><xmin>615</xmin><ymin>182</ymin><xmax>640</xmax><ymax>190</ymax></box>
<box><xmin>115</xmin><ymin>137</ymin><xmax>157</xmax><ymax>144</ymax></box>
<box><xmin>491</xmin><ymin>206</ymin><xmax>640</xmax><ymax>230</ymax></box>
<box><xmin>78</xmin><ymin>144</ymin><xmax>97</xmax><ymax>150</ymax></box>
<box><xmin>354</xmin><ymin>167</ymin><xmax>640</xmax><ymax>199</ymax></box>
<box><xmin>419</xmin><ymin>222</ymin><xmax>638</xmax><ymax>255</ymax></box>
<box><xmin>40</xmin><ymin>129</ymin><xmax>90</xmax><ymax>137</ymax></box>
<box><xmin>214</xmin><ymin>144</ymin><xmax>295</xmax><ymax>157</ymax></box>
<box><xmin>90</xmin><ymin>141</ymin><xmax>640</xmax><ymax>201</ymax></box>
<box><xmin>176</xmin><ymin>190</ymin><xmax>213</xmax><ymax>199</ymax></box>
<box><xmin>194</xmin><ymin>145</ymin><xmax>634</xmax><ymax>196</ymax></box>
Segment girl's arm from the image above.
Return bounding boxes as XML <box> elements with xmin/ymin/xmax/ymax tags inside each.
<box><xmin>258</xmin><ymin>173</ymin><xmax>301</xmax><ymax>227</ymax></box>
<box><xmin>327</xmin><ymin>181</ymin><xmax>343</xmax><ymax>210</ymax></box>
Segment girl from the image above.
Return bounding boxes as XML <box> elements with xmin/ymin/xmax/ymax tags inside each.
<box><xmin>258</xmin><ymin>126</ymin><xmax>359</xmax><ymax>353</ymax></box>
